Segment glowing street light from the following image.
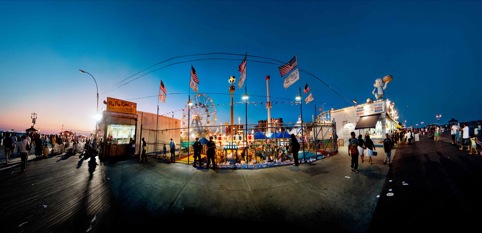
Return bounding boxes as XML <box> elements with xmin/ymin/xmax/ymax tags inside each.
<box><xmin>242</xmin><ymin>92</ymin><xmax>249</xmax><ymax>163</ymax></box>
<box><xmin>31</xmin><ymin>112</ymin><xmax>37</xmax><ymax>127</ymax></box>
<box><xmin>295</xmin><ymin>88</ymin><xmax>305</xmax><ymax>163</ymax></box>
<box><xmin>436</xmin><ymin>114</ymin><xmax>442</xmax><ymax>126</ymax></box>
<box><xmin>79</xmin><ymin>69</ymin><xmax>99</xmax><ymax>137</ymax></box>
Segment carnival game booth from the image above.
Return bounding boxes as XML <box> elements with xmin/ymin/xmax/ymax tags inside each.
<box><xmin>99</xmin><ymin>97</ymin><xmax>137</xmax><ymax>160</ymax></box>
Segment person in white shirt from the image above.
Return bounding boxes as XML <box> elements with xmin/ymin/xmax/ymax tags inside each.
<box><xmin>451</xmin><ymin>124</ymin><xmax>458</xmax><ymax>144</ymax></box>
<box><xmin>459</xmin><ymin>123</ymin><xmax>470</xmax><ymax>151</ymax></box>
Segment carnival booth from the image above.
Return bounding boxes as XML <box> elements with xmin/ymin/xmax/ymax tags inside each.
<box><xmin>100</xmin><ymin>97</ymin><xmax>138</xmax><ymax>160</ymax></box>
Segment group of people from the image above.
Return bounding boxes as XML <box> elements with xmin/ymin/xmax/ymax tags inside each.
<box><xmin>348</xmin><ymin>132</ymin><xmax>393</xmax><ymax>173</ymax></box>
<box><xmin>191</xmin><ymin>136</ymin><xmax>216</xmax><ymax>169</ymax></box>
<box><xmin>451</xmin><ymin>123</ymin><xmax>479</xmax><ymax>155</ymax></box>
<box><xmin>2</xmin><ymin>133</ymin><xmax>31</xmax><ymax>173</ymax></box>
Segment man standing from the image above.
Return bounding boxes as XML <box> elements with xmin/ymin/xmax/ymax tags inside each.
<box><xmin>290</xmin><ymin>134</ymin><xmax>300</xmax><ymax>166</ymax></box>
<box><xmin>451</xmin><ymin>124</ymin><xmax>458</xmax><ymax>145</ymax></box>
<box><xmin>169</xmin><ymin>138</ymin><xmax>176</xmax><ymax>163</ymax></box>
<box><xmin>459</xmin><ymin>123</ymin><xmax>470</xmax><ymax>151</ymax></box>
<box><xmin>383</xmin><ymin>133</ymin><xmax>393</xmax><ymax>165</ymax></box>
<box><xmin>206</xmin><ymin>136</ymin><xmax>216</xmax><ymax>169</ymax></box>
<box><xmin>19</xmin><ymin>135</ymin><xmax>29</xmax><ymax>173</ymax></box>
<box><xmin>348</xmin><ymin>131</ymin><xmax>359</xmax><ymax>172</ymax></box>
<box><xmin>192</xmin><ymin>137</ymin><xmax>202</xmax><ymax>167</ymax></box>
<box><xmin>3</xmin><ymin>132</ymin><xmax>13</xmax><ymax>164</ymax></box>
<box><xmin>141</xmin><ymin>138</ymin><xmax>147</xmax><ymax>162</ymax></box>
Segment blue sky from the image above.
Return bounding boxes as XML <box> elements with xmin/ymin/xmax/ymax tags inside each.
<box><xmin>1</xmin><ymin>0</ymin><xmax>481</xmax><ymax>135</ymax></box>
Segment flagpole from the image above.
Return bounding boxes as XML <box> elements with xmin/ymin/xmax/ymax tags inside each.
<box><xmin>156</xmin><ymin>81</ymin><xmax>160</xmax><ymax>157</ymax></box>
<box><xmin>188</xmin><ymin>78</ymin><xmax>191</xmax><ymax>165</ymax></box>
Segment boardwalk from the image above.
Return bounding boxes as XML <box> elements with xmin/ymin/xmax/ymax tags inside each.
<box><xmin>1</xmin><ymin>132</ymin><xmax>481</xmax><ymax>232</ymax></box>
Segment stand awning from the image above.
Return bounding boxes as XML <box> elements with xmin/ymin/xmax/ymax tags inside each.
<box><xmin>355</xmin><ymin>114</ymin><xmax>381</xmax><ymax>130</ymax></box>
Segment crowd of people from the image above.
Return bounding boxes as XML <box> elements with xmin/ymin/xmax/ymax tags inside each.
<box><xmin>1</xmin><ymin>131</ymin><xmax>100</xmax><ymax>172</ymax></box>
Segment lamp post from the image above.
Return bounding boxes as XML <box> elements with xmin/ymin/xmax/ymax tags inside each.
<box><xmin>31</xmin><ymin>112</ymin><xmax>37</xmax><ymax>127</ymax></box>
<box><xmin>242</xmin><ymin>91</ymin><xmax>249</xmax><ymax>163</ymax></box>
<box><xmin>228</xmin><ymin>75</ymin><xmax>236</xmax><ymax>141</ymax></box>
<box><xmin>79</xmin><ymin>69</ymin><xmax>99</xmax><ymax>136</ymax></box>
<box><xmin>295</xmin><ymin>87</ymin><xmax>305</xmax><ymax>163</ymax></box>
<box><xmin>436</xmin><ymin>114</ymin><xmax>442</xmax><ymax>126</ymax></box>
<box><xmin>187</xmin><ymin>95</ymin><xmax>193</xmax><ymax>164</ymax></box>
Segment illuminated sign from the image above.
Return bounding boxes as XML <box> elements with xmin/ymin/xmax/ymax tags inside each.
<box><xmin>356</xmin><ymin>102</ymin><xmax>385</xmax><ymax>117</ymax></box>
<box><xmin>106</xmin><ymin>97</ymin><xmax>137</xmax><ymax>115</ymax></box>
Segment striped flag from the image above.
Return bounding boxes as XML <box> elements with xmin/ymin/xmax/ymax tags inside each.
<box><xmin>283</xmin><ymin>68</ymin><xmax>299</xmax><ymax>89</ymax></box>
<box><xmin>159</xmin><ymin>92</ymin><xmax>166</xmax><ymax>103</ymax></box>
<box><xmin>238</xmin><ymin>53</ymin><xmax>247</xmax><ymax>89</ymax></box>
<box><xmin>278</xmin><ymin>56</ymin><xmax>297</xmax><ymax>77</ymax></box>
<box><xmin>160</xmin><ymin>80</ymin><xmax>166</xmax><ymax>95</ymax></box>
<box><xmin>304</xmin><ymin>83</ymin><xmax>310</xmax><ymax>94</ymax></box>
<box><xmin>191</xmin><ymin>65</ymin><xmax>200</xmax><ymax>84</ymax></box>
<box><xmin>190</xmin><ymin>65</ymin><xmax>199</xmax><ymax>92</ymax></box>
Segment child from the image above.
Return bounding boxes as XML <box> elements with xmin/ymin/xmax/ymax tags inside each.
<box><xmin>468</xmin><ymin>135</ymin><xmax>479</xmax><ymax>155</ymax></box>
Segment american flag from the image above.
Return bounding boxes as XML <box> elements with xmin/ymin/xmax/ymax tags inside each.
<box><xmin>159</xmin><ymin>92</ymin><xmax>166</xmax><ymax>103</ymax></box>
<box><xmin>160</xmin><ymin>80</ymin><xmax>166</xmax><ymax>95</ymax></box>
<box><xmin>278</xmin><ymin>56</ymin><xmax>297</xmax><ymax>77</ymax></box>
<box><xmin>238</xmin><ymin>53</ymin><xmax>247</xmax><ymax>89</ymax></box>
<box><xmin>191</xmin><ymin>65</ymin><xmax>200</xmax><ymax>84</ymax></box>
<box><xmin>304</xmin><ymin>83</ymin><xmax>310</xmax><ymax>94</ymax></box>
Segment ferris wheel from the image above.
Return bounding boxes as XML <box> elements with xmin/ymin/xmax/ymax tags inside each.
<box><xmin>181</xmin><ymin>93</ymin><xmax>217</xmax><ymax>139</ymax></box>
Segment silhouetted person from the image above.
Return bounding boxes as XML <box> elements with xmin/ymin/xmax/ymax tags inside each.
<box><xmin>290</xmin><ymin>133</ymin><xmax>300</xmax><ymax>166</ymax></box>
<box><xmin>192</xmin><ymin>137</ymin><xmax>202</xmax><ymax>167</ymax></box>
<box><xmin>206</xmin><ymin>136</ymin><xmax>216</xmax><ymax>169</ymax></box>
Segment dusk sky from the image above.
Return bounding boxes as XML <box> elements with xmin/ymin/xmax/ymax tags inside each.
<box><xmin>1</xmin><ymin>0</ymin><xmax>481</xmax><ymax>135</ymax></box>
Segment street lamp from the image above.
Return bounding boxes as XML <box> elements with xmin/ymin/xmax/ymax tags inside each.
<box><xmin>436</xmin><ymin>114</ymin><xmax>442</xmax><ymax>126</ymax></box>
<box><xmin>31</xmin><ymin>112</ymin><xmax>37</xmax><ymax>127</ymax></box>
<box><xmin>187</xmin><ymin>96</ymin><xmax>193</xmax><ymax>164</ymax></box>
<box><xmin>79</xmin><ymin>69</ymin><xmax>99</xmax><ymax>137</ymax></box>
<box><xmin>295</xmin><ymin>87</ymin><xmax>305</xmax><ymax>163</ymax></box>
<box><xmin>242</xmin><ymin>92</ymin><xmax>249</xmax><ymax>163</ymax></box>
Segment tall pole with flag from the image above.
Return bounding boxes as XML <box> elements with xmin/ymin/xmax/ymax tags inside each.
<box><xmin>156</xmin><ymin>81</ymin><xmax>160</xmax><ymax>155</ymax></box>
<box><xmin>156</xmin><ymin>80</ymin><xmax>167</xmax><ymax>156</ymax></box>
<box><xmin>188</xmin><ymin>65</ymin><xmax>200</xmax><ymax>164</ymax></box>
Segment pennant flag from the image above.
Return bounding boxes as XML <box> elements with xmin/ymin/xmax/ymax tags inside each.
<box><xmin>283</xmin><ymin>68</ymin><xmax>299</xmax><ymax>89</ymax></box>
<box><xmin>304</xmin><ymin>83</ymin><xmax>310</xmax><ymax>94</ymax></box>
<box><xmin>160</xmin><ymin>80</ymin><xmax>166</xmax><ymax>95</ymax></box>
<box><xmin>159</xmin><ymin>92</ymin><xmax>166</xmax><ymax>103</ymax></box>
<box><xmin>278</xmin><ymin>56</ymin><xmax>298</xmax><ymax>77</ymax></box>
<box><xmin>305</xmin><ymin>93</ymin><xmax>314</xmax><ymax>104</ymax></box>
<box><xmin>238</xmin><ymin>53</ymin><xmax>247</xmax><ymax>89</ymax></box>
<box><xmin>190</xmin><ymin>65</ymin><xmax>199</xmax><ymax>92</ymax></box>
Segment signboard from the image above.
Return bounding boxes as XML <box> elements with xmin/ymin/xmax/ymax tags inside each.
<box><xmin>355</xmin><ymin>102</ymin><xmax>385</xmax><ymax>117</ymax></box>
<box><xmin>106</xmin><ymin>97</ymin><xmax>137</xmax><ymax>115</ymax></box>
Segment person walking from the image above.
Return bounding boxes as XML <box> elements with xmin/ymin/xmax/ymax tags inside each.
<box><xmin>383</xmin><ymin>133</ymin><xmax>393</xmax><ymax>165</ymax></box>
<box><xmin>348</xmin><ymin>132</ymin><xmax>359</xmax><ymax>172</ymax></box>
<box><xmin>163</xmin><ymin>144</ymin><xmax>167</xmax><ymax>158</ymax></box>
<box><xmin>34</xmin><ymin>134</ymin><xmax>43</xmax><ymax>158</ymax></box>
<box><xmin>129</xmin><ymin>138</ymin><xmax>135</xmax><ymax>157</ymax></box>
<box><xmin>206</xmin><ymin>136</ymin><xmax>216</xmax><ymax>169</ymax></box>
<box><xmin>141</xmin><ymin>137</ymin><xmax>147</xmax><ymax>162</ymax></box>
<box><xmin>3</xmin><ymin>132</ymin><xmax>13</xmax><ymax>164</ymax></box>
<box><xmin>468</xmin><ymin>134</ymin><xmax>479</xmax><ymax>155</ymax></box>
<box><xmin>451</xmin><ymin>123</ymin><xmax>458</xmax><ymax>145</ymax></box>
<box><xmin>365</xmin><ymin>135</ymin><xmax>376</xmax><ymax>164</ymax></box>
<box><xmin>169</xmin><ymin>138</ymin><xmax>176</xmax><ymax>163</ymax></box>
<box><xmin>357</xmin><ymin>134</ymin><xmax>366</xmax><ymax>163</ymax></box>
<box><xmin>459</xmin><ymin>123</ymin><xmax>470</xmax><ymax>151</ymax></box>
<box><xmin>290</xmin><ymin>133</ymin><xmax>301</xmax><ymax>166</ymax></box>
<box><xmin>192</xmin><ymin>137</ymin><xmax>202</xmax><ymax>167</ymax></box>
<box><xmin>19</xmin><ymin>135</ymin><xmax>29</xmax><ymax>173</ymax></box>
